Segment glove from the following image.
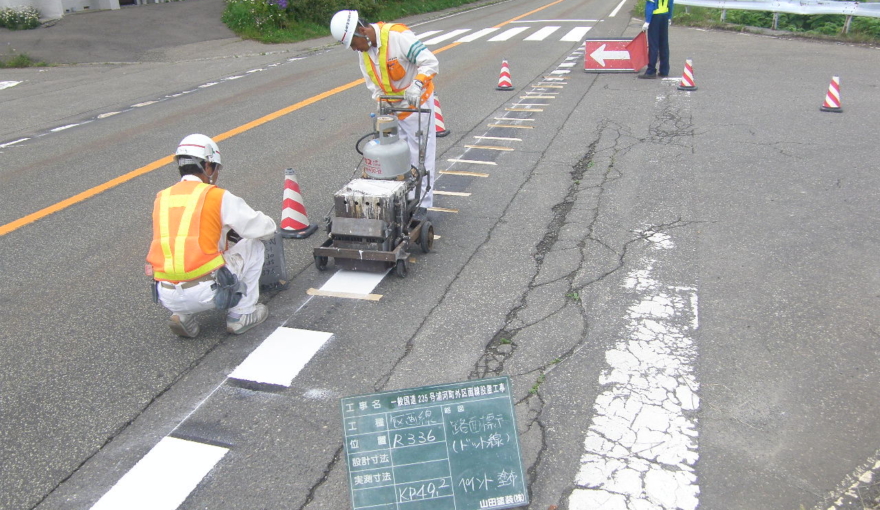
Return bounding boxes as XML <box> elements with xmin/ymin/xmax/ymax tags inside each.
<box><xmin>405</xmin><ymin>79</ymin><xmax>423</xmax><ymax>107</ymax></box>
<box><xmin>642</xmin><ymin>21</ymin><xmax>650</xmax><ymax>31</ymax></box>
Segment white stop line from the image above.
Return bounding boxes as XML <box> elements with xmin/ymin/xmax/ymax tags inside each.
<box><xmin>570</xmin><ymin>231</ymin><xmax>700</xmax><ymax>510</ymax></box>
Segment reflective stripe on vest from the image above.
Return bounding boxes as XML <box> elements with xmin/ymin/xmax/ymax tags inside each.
<box><xmin>653</xmin><ymin>0</ymin><xmax>669</xmax><ymax>15</ymax></box>
<box><xmin>149</xmin><ymin>181</ymin><xmax>225</xmax><ymax>282</ymax></box>
<box><xmin>362</xmin><ymin>23</ymin><xmax>409</xmax><ymax>96</ymax></box>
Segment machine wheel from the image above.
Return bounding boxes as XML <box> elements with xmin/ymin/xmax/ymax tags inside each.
<box><xmin>419</xmin><ymin>221</ymin><xmax>434</xmax><ymax>253</ymax></box>
<box><xmin>395</xmin><ymin>259</ymin><xmax>408</xmax><ymax>278</ymax></box>
<box><xmin>315</xmin><ymin>255</ymin><xmax>329</xmax><ymax>271</ymax></box>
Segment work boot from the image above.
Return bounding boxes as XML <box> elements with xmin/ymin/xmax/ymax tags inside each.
<box><xmin>227</xmin><ymin>304</ymin><xmax>268</xmax><ymax>335</ymax></box>
<box><xmin>169</xmin><ymin>313</ymin><xmax>200</xmax><ymax>338</ymax></box>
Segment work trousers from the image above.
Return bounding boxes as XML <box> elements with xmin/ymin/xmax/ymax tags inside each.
<box><xmin>646</xmin><ymin>12</ymin><xmax>670</xmax><ymax>76</ymax></box>
<box><xmin>157</xmin><ymin>238</ymin><xmax>265</xmax><ymax>317</ymax></box>
<box><xmin>399</xmin><ymin>93</ymin><xmax>436</xmax><ymax>208</ymax></box>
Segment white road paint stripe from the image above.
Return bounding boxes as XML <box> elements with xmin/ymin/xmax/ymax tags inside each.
<box><xmin>229</xmin><ymin>327</ymin><xmax>332</xmax><ymax>387</ymax></box>
<box><xmin>424</xmin><ymin>29</ymin><xmax>471</xmax><ymax>45</ymax></box>
<box><xmin>0</xmin><ymin>81</ymin><xmax>21</xmax><ymax>90</ymax></box>
<box><xmin>488</xmin><ymin>27</ymin><xmax>530</xmax><ymax>41</ymax></box>
<box><xmin>456</xmin><ymin>28</ymin><xmax>500</xmax><ymax>42</ymax></box>
<box><xmin>90</xmin><ymin>437</ymin><xmax>228</xmax><ymax>510</ymax></box>
<box><xmin>447</xmin><ymin>158</ymin><xmax>497</xmax><ymax>166</ymax></box>
<box><xmin>525</xmin><ymin>26</ymin><xmax>561</xmax><ymax>41</ymax></box>
<box><xmin>51</xmin><ymin>124</ymin><xmax>81</xmax><ymax>132</ymax></box>
<box><xmin>570</xmin><ymin>231</ymin><xmax>700</xmax><ymax>510</ymax></box>
<box><xmin>415</xmin><ymin>30</ymin><xmax>443</xmax><ymax>40</ymax></box>
<box><xmin>97</xmin><ymin>112</ymin><xmax>121</xmax><ymax>119</ymax></box>
<box><xmin>610</xmin><ymin>0</ymin><xmax>629</xmax><ymax>16</ymax></box>
<box><xmin>0</xmin><ymin>138</ymin><xmax>29</xmax><ymax>148</ymax></box>
<box><xmin>320</xmin><ymin>269</ymin><xmax>388</xmax><ymax>295</ymax></box>
<box><xmin>511</xmin><ymin>19</ymin><xmax>599</xmax><ymax>23</ymax></box>
<box><xmin>131</xmin><ymin>101</ymin><xmax>157</xmax><ymax>107</ymax></box>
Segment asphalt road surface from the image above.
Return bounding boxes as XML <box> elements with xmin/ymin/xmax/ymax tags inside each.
<box><xmin>1</xmin><ymin>0</ymin><xmax>878</xmax><ymax>509</ymax></box>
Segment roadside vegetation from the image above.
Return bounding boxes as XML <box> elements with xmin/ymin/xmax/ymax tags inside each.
<box><xmin>0</xmin><ymin>53</ymin><xmax>48</xmax><ymax>68</ymax></box>
<box><xmin>0</xmin><ymin>5</ymin><xmax>41</xmax><ymax>30</ymax></box>
<box><xmin>222</xmin><ymin>0</ymin><xmax>488</xmax><ymax>43</ymax></box>
<box><xmin>635</xmin><ymin>0</ymin><xmax>880</xmax><ymax>44</ymax></box>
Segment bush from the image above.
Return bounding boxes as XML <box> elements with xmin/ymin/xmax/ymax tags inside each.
<box><xmin>222</xmin><ymin>0</ymin><xmax>487</xmax><ymax>43</ymax></box>
<box><xmin>0</xmin><ymin>6</ymin><xmax>41</xmax><ymax>30</ymax></box>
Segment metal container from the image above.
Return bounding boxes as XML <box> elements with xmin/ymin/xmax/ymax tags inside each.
<box><xmin>362</xmin><ymin>115</ymin><xmax>411</xmax><ymax>179</ymax></box>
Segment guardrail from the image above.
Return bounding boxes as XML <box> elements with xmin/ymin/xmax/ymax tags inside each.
<box><xmin>674</xmin><ymin>0</ymin><xmax>880</xmax><ymax>32</ymax></box>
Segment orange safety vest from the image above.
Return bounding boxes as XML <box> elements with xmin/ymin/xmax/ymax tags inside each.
<box><xmin>147</xmin><ymin>181</ymin><xmax>226</xmax><ymax>282</ymax></box>
<box><xmin>362</xmin><ymin>22</ymin><xmax>434</xmax><ymax>119</ymax></box>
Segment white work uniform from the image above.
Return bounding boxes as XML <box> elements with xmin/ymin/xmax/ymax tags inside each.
<box><xmin>358</xmin><ymin>23</ymin><xmax>439</xmax><ymax>208</ymax></box>
<box><xmin>157</xmin><ymin>175</ymin><xmax>276</xmax><ymax>316</ymax></box>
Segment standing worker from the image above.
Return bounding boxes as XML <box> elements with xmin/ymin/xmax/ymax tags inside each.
<box><xmin>147</xmin><ymin>134</ymin><xmax>276</xmax><ymax>338</ymax></box>
<box><xmin>639</xmin><ymin>0</ymin><xmax>674</xmax><ymax>79</ymax></box>
<box><xmin>330</xmin><ymin>9</ymin><xmax>439</xmax><ymax>208</ymax></box>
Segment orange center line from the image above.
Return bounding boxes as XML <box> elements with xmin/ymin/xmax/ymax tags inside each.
<box><xmin>0</xmin><ymin>0</ymin><xmax>566</xmax><ymax>237</ymax></box>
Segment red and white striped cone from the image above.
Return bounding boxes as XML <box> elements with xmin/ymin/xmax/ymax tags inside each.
<box><xmin>678</xmin><ymin>58</ymin><xmax>697</xmax><ymax>91</ymax></box>
<box><xmin>820</xmin><ymin>76</ymin><xmax>842</xmax><ymax>112</ymax></box>
<box><xmin>496</xmin><ymin>59</ymin><xmax>514</xmax><ymax>91</ymax></box>
<box><xmin>280</xmin><ymin>168</ymin><xmax>317</xmax><ymax>239</ymax></box>
<box><xmin>434</xmin><ymin>96</ymin><xmax>450</xmax><ymax>138</ymax></box>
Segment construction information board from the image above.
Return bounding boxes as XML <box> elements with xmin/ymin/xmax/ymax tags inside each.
<box><xmin>340</xmin><ymin>376</ymin><xmax>528</xmax><ymax>510</ymax></box>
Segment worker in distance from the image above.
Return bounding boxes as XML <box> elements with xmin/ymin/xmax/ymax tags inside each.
<box><xmin>330</xmin><ymin>9</ymin><xmax>440</xmax><ymax>208</ymax></box>
<box><xmin>146</xmin><ymin>134</ymin><xmax>276</xmax><ymax>338</ymax></box>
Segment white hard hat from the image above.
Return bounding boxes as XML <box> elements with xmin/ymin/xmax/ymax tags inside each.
<box><xmin>330</xmin><ymin>9</ymin><xmax>359</xmax><ymax>48</ymax></box>
<box><xmin>175</xmin><ymin>134</ymin><xmax>222</xmax><ymax>172</ymax></box>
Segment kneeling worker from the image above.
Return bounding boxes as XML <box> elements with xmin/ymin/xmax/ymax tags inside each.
<box><xmin>147</xmin><ymin>134</ymin><xmax>277</xmax><ymax>338</ymax></box>
<box><xmin>330</xmin><ymin>9</ymin><xmax>439</xmax><ymax>208</ymax></box>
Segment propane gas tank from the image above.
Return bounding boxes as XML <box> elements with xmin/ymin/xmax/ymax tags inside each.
<box><xmin>363</xmin><ymin>115</ymin><xmax>411</xmax><ymax>179</ymax></box>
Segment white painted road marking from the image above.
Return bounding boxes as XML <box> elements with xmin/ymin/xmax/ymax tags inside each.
<box><xmin>229</xmin><ymin>327</ymin><xmax>333</xmax><ymax>387</ymax></box>
<box><xmin>0</xmin><ymin>81</ymin><xmax>21</xmax><ymax>90</ymax></box>
<box><xmin>570</xmin><ymin>232</ymin><xmax>700</xmax><ymax>510</ymax></box>
<box><xmin>90</xmin><ymin>437</ymin><xmax>228</xmax><ymax>510</ymax></box>
<box><xmin>320</xmin><ymin>269</ymin><xmax>388</xmax><ymax>295</ymax></box>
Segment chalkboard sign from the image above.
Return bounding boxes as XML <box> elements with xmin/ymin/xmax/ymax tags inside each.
<box><xmin>340</xmin><ymin>376</ymin><xmax>528</xmax><ymax>510</ymax></box>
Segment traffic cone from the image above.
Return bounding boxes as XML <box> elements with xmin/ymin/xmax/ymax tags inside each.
<box><xmin>434</xmin><ymin>96</ymin><xmax>450</xmax><ymax>138</ymax></box>
<box><xmin>496</xmin><ymin>59</ymin><xmax>514</xmax><ymax>90</ymax></box>
<box><xmin>280</xmin><ymin>168</ymin><xmax>317</xmax><ymax>239</ymax></box>
<box><xmin>677</xmin><ymin>59</ymin><xmax>697</xmax><ymax>91</ymax></box>
<box><xmin>820</xmin><ymin>76</ymin><xmax>842</xmax><ymax>112</ymax></box>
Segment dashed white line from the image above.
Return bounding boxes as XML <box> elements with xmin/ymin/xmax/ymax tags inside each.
<box><xmin>525</xmin><ymin>26</ymin><xmax>561</xmax><ymax>41</ymax></box>
<box><xmin>488</xmin><ymin>27</ymin><xmax>531</xmax><ymax>41</ymax></box>
<box><xmin>90</xmin><ymin>437</ymin><xmax>228</xmax><ymax>510</ymax></box>
<box><xmin>229</xmin><ymin>327</ymin><xmax>333</xmax><ymax>387</ymax></box>
<box><xmin>424</xmin><ymin>29</ymin><xmax>471</xmax><ymax>45</ymax></box>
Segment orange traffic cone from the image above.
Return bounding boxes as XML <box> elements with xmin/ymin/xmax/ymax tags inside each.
<box><xmin>280</xmin><ymin>168</ymin><xmax>317</xmax><ymax>239</ymax></box>
<box><xmin>820</xmin><ymin>76</ymin><xmax>842</xmax><ymax>112</ymax></box>
<box><xmin>678</xmin><ymin>58</ymin><xmax>697</xmax><ymax>91</ymax></box>
<box><xmin>496</xmin><ymin>59</ymin><xmax>514</xmax><ymax>91</ymax></box>
<box><xmin>434</xmin><ymin>96</ymin><xmax>449</xmax><ymax>138</ymax></box>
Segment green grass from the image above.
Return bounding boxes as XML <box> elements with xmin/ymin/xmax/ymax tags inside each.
<box><xmin>222</xmin><ymin>0</ymin><xmax>494</xmax><ymax>44</ymax></box>
<box><xmin>0</xmin><ymin>53</ymin><xmax>48</xmax><ymax>68</ymax></box>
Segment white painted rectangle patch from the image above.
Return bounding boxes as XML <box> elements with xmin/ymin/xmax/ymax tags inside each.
<box><xmin>229</xmin><ymin>327</ymin><xmax>332</xmax><ymax>386</ymax></box>
<box><xmin>488</xmin><ymin>27</ymin><xmax>530</xmax><ymax>41</ymax></box>
<box><xmin>0</xmin><ymin>81</ymin><xmax>21</xmax><ymax>90</ymax></box>
<box><xmin>562</xmin><ymin>27</ymin><xmax>592</xmax><ymax>41</ymax></box>
<box><xmin>525</xmin><ymin>26</ymin><xmax>561</xmax><ymax>41</ymax></box>
<box><xmin>424</xmin><ymin>29</ymin><xmax>470</xmax><ymax>45</ymax></box>
<box><xmin>321</xmin><ymin>269</ymin><xmax>388</xmax><ymax>295</ymax></box>
<box><xmin>91</xmin><ymin>437</ymin><xmax>227</xmax><ymax>510</ymax></box>
<box><xmin>457</xmin><ymin>28</ymin><xmax>499</xmax><ymax>42</ymax></box>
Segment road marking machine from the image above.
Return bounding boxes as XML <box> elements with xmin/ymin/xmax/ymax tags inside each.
<box><xmin>313</xmin><ymin>97</ymin><xmax>435</xmax><ymax>278</ymax></box>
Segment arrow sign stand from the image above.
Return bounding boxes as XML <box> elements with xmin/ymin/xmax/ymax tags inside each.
<box><xmin>584</xmin><ymin>32</ymin><xmax>648</xmax><ymax>73</ymax></box>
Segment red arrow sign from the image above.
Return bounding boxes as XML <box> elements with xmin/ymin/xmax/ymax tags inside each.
<box><xmin>584</xmin><ymin>32</ymin><xmax>648</xmax><ymax>73</ymax></box>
